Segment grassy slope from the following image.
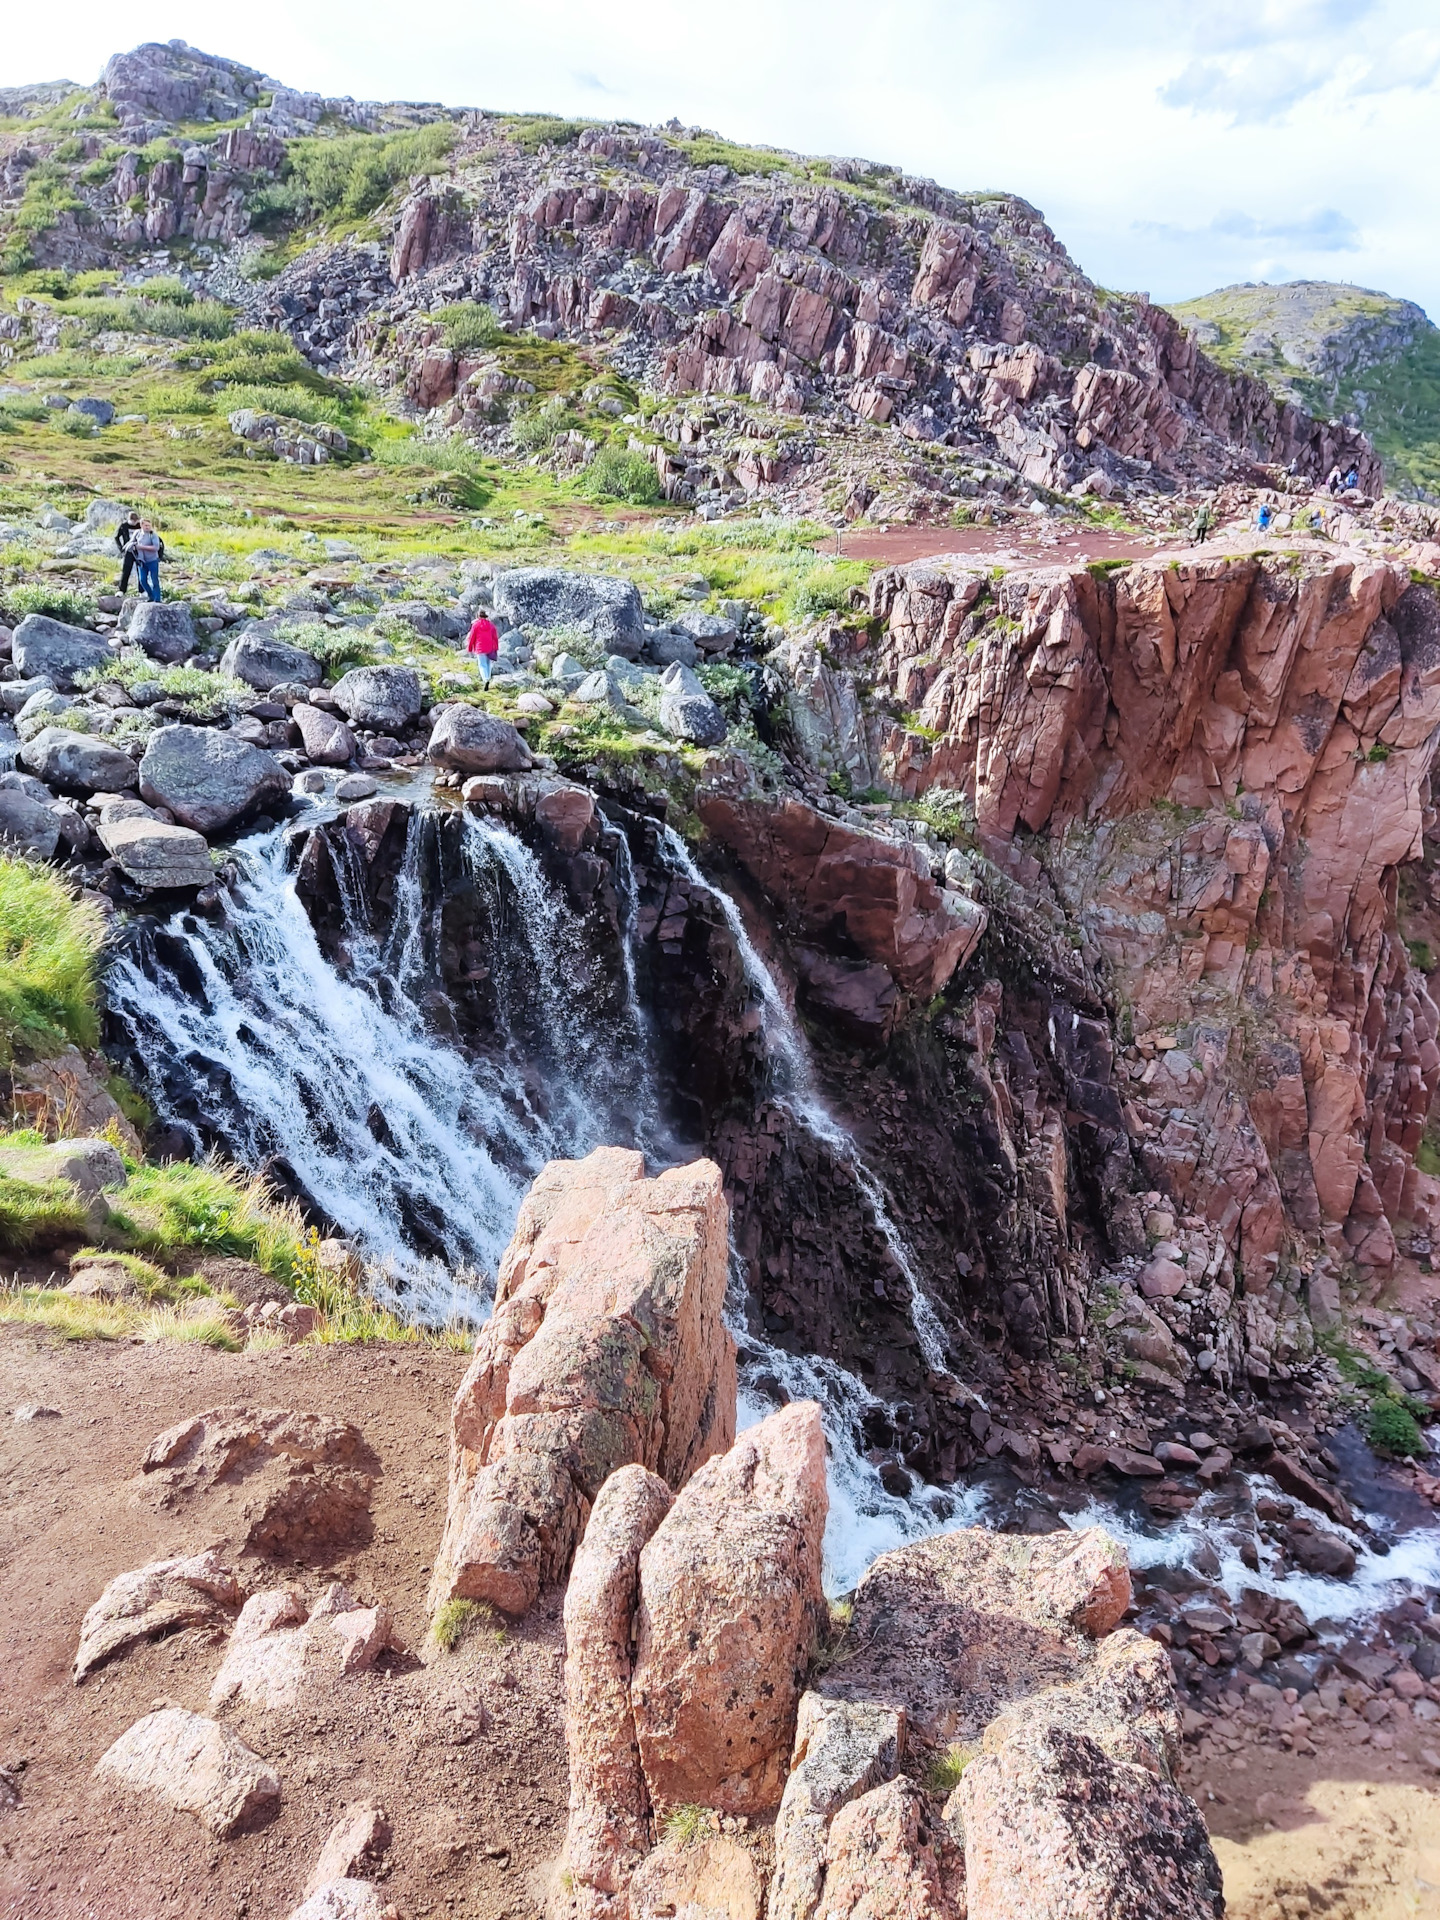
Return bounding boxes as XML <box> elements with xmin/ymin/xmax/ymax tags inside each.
<box><xmin>1168</xmin><ymin>282</ymin><xmax>1440</xmax><ymax>498</ymax></box>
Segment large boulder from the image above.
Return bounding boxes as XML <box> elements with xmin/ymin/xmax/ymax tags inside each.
<box><xmin>429</xmin><ymin>1149</ymin><xmax>735</xmax><ymax>1618</ymax></box>
<box><xmin>957</xmin><ymin>1720</ymin><xmax>1223</xmax><ymax>1920</ymax></box>
<box><xmin>659</xmin><ymin>667</ymin><xmax>728</xmax><ymax>748</ymax></box>
<box><xmin>672</xmin><ymin>608</ymin><xmax>738</xmax><ymax>655</ymax></box>
<box><xmin>292</xmin><ymin>703</ymin><xmax>357</xmax><ymax>766</ymax></box>
<box><xmin>563</xmin><ymin>1465</ymin><xmax>674</xmax><ymax>1915</ymax></box>
<box><xmin>631</xmin><ymin>1401</ymin><xmax>828</xmax><ymax>1814</ymax></box>
<box><xmin>129</xmin><ymin>600</ymin><xmax>199</xmax><ymax>664</ymax></box>
<box><xmin>139</xmin><ymin>724</ymin><xmax>289</xmax><ymax>834</ymax></box>
<box><xmin>11</xmin><ymin>614</ymin><xmax>112</xmax><ymax>690</ymax></box>
<box><xmin>0</xmin><ymin>787</ymin><xmax>61</xmax><ymax>859</ymax></box>
<box><xmin>493</xmin><ymin>568</ymin><xmax>646</xmax><ymax>660</ymax></box>
<box><xmin>696</xmin><ymin>788</ymin><xmax>984</xmax><ymax>1000</ymax></box>
<box><xmin>221</xmin><ymin>626</ymin><xmax>324</xmax><ymax>691</ymax></box>
<box><xmin>428</xmin><ymin>704</ymin><xmax>533</xmax><ymax>774</ymax></box>
<box><xmin>98</xmin><ymin>815</ymin><xmax>215</xmax><ymax>889</ymax></box>
<box><xmin>93</xmin><ymin>1707</ymin><xmax>280</xmax><ymax>1838</ymax></box>
<box><xmin>332</xmin><ymin>665</ymin><xmax>423</xmax><ymax>731</ymax></box>
<box><xmin>286</xmin><ymin>1884</ymin><xmax>398</xmax><ymax>1920</ymax></box>
<box><xmin>20</xmin><ymin>727</ymin><xmax>137</xmax><ymax>796</ymax></box>
<box><xmin>74</xmin><ymin>1550</ymin><xmax>243</xmax><ymax>1681</ymax></box>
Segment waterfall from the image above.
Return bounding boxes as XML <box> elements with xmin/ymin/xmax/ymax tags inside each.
<box><xmin>104</xmin><ymin>806</ymin><xmax>655</xmax><ymax>1325</ymax></box>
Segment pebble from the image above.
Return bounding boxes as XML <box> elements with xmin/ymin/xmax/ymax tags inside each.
<box><xmin>335</xmin><ymin>774</ymin><xmax>379</xmax><ymax>800</ymax></box>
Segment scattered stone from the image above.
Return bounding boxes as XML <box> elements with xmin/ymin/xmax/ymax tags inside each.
<box><xmin>12</xmin><ymin>1403</ymin><xmax>61</xmax><ymax>1422</ymax></box>
<box><xmin>428</xmin><ymin>704</ymin><xmax>533</xmax><ymax>774</ymax></box>
<box><xmin>94</xmin><ymin>1707</ymin><xmax>280</xmax><ymax>1838</ymax></box>
<box><xmin>98</xmin><ymin>815</ymin><xmax>215</xmax><ymax>889</ymax></box>
<box><xmin>286</xmin><ymin>1882</ymin><xmax>398</xmax><ymax>1920</ymax></box>
<box><xmin>129</xmin><ymin>601</ymin><xmax>199</xmax><ymax>664</ymax></box>
<box><xmin>20</xmin><ymin>727</ymin><xmax>138</xmax><ymax>795</ymax></box>
<box><xmin>292</xmin><ymin>703</ymin><xmax>356</xmax><ymax>766</ymax></box>
<box><xmin>0</xmin><ymin>787</ymin><xmax>62</xmax><ymax>859</ymax></box>
<box><xmin>10</xmin><ymin>614</ymin><xmax>112</xmax><ymax>690</ymax></box>
<box><xmin>74</xmin><ymin>1550</ymin><xmax>244</xmax><ymax>1681</ymax></box>
<box><xmin>221</xmin><ymin>628</ymin><xmax>325</xmax><ymax>691</ymax></box>
<box><xmin>210</xmin><ymin>1582</ymin><xmax>397</xmax><ymax>1710</ymax></box>
<box><xmin>331</xmin><ymin>665</ymin><xmax>423</xmax><ymax>731</ymax></box>
<box><xmin>304</xmin><ymin>1802</ymin><xmax>392</xmax><ymax>1897</ymax></box>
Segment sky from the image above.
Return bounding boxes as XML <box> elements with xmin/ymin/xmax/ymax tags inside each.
<box><xmin>3</xmin><ymin>0</ymin><xmax>1436</xmax><ymax>319</ymax></box>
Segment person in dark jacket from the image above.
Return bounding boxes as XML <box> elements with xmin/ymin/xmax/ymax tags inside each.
<box><xmin>114</xmin><ymin>510</ymin><xmax>142</xmax><ymax>593</ymax></box>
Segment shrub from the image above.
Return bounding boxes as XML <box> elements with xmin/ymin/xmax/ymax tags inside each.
<box><xmin>500</xmin><ymin>115</ymin><xmax>591</xmax><ymax>153</ymax></box>
<box><xmin>0</xmin><ymin>858</ymin><xmax>105</xmax><ymax>1063</ymax></box>
<box><xmin>512</xmin><ymin>402</ymin><xmax>579</xmax><ymax>452</ymax></box>
<box><xmin>1368</xmin><ymin>1395</ymin><xmax>1425</xmax><ymax>1457</ymax></box>
<box><xmin>788</xmin><ymin>562</ymin><xmax>868</xmax><ymax>623</ymax></box>
<box><xmin>0</xmin><ymin>399</ymin><xmax>49</xmax><ymax>422</ymax></box>
<box><xmin>436</xmin><ymin>302</ymin><xmax>504</xmax><ymax>353</ymax></box>
<box><xmin>276</xmin><ymin>620</ymin><xmax>376</xmax><ymax>673</ymax></box>
<box><xmin>6</xmin><ymin>582</ymin><xmax>95</xmax><ymax>624</ymax></box>
<box><xmin>583</xmin><ymin>445</ymin><xmax>662</xmax><ymax>506</ymax></box>
<box><xmin>247</xmin><ymin>180</ymin><xmax>307</xmax><ymax>229</ymax></box>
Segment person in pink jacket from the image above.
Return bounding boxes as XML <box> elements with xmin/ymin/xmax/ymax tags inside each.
<box><xmin>467</xmin><ymin>611</ymin><xmax>500</xmax><ymax>685</ymax></box>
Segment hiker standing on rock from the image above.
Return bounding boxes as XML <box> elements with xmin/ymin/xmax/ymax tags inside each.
<box><xmin>128</xmin><ymin>519</ymin><xmax>165</xmax><ymax>603</ymax></box>
<box><xmin>1191</xmin><ymin>499</ymin><xmax>1214</xmax><ymax>544</ymax></box>
<box><xmin>467</xmin><ymin>607</ymin><xmax>500</xmax><ymax>687</ymax></box>
<box><xmin>114</xmin><ymin>509</ymin><xmax>142</xmax><ymax>593</ymax></box>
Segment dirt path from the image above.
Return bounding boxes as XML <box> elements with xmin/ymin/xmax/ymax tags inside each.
<box><xmin>0</xmin><ymin>1326</ymin><xmax>568</xmax><ymax>1920</ymax></box>
<box><xmin>831</xmin><ymin>525</ymin><xmax>1172</xmax><ymax>566</ymax></box>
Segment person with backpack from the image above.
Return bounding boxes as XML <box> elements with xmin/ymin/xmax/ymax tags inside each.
<box><xmin>128</xmin><ymin>519</ymin><xmax>165</xmax><ymax>602</ymax></box>
<box><xmin>466</xmin><ymin>607</ymin><xmax>500</xmax><ymax>686</ymax></box>
<box><xmin>114</xmin><ymin>509</ymin><xmax>142</xmax><ymax>593</ymax></box>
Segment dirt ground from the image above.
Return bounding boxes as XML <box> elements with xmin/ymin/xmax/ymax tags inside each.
<box><xmin>0</xmin><ymin>1324</ymin><xmax>568</xmax><ymax>1920</ymax></box>
<box><xmin>6</xmin><ymin>1323</ymin><xmax>1440</xmax><ymax>1920</ymax></box>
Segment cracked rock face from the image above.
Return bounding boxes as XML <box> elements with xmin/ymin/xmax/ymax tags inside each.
<box><xmin>429</xmin><ymin>1148</ymin><xmax>735</xmax><ymax>1617</ymax></box>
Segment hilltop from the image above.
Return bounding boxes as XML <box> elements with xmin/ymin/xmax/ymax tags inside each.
<box><xmin>0</xmin><ymin>38</ymin><xmax>1378</xmax><ymax>545</ymax></box>
<box><xmin>1169</xmin><ymin>280</ymin><xmax>1440</xmax><ymax>499</ymax></box>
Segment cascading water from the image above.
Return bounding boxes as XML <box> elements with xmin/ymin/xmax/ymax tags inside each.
<box><xmin>105</xmin><ymin>803</ymin><xmax>657</xmax><ymax>1324</ymax></box>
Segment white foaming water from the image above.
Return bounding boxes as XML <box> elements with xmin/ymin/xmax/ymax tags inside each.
<box><xmin>106</xmin><ymin>807</ymin><xmax>652</xmax><ymax>1324</ymax></box>
<box><xmin>660</xmin><ymin>827</ymin><xmax>951</xmax><ymax>1374</ymax></box>
<box><xmin>1062</xmin><ymin>1473</ymin><xmax>1440</xmax><ymax>1631</ymax></box>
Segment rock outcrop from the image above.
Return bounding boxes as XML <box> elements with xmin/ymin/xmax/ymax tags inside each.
<box><xmin>210</xmin><ymin>1581</ymin><xmax>397</xmax><ymax>1709</ymax></box>
<box><xmin>94</xmin><ymin>1707</ymin><xmax>280</xmax><ymax>1837</ymax></box>
<box><xmin>74</xmin><ymin>1549</ymin><xmax>243</xmax><ymax>1681</ymax></box>
<box><xmin>865</xmin><ymin>553</ymin><xmax>1440</xmax><ymax>1297</ymax></box>
<box><xmin>429</xmin><ymin>1148</ymin><xmax>735</xmax><ymax>1616</ymax></box>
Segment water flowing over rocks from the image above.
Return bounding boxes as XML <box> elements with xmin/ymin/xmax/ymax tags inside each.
<box><xmin>429</xmin><ymin>1148</ymin><xmax>735</xmax><ymax>1616</ymax></box>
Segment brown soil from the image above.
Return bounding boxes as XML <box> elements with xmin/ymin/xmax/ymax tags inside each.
<box><xmin>6</xmin><ymin>1323</ymin><xmax>1440</xmax><ymax>1919</ymax></box>
<box><xmin>0</xmin><ymin>1324</ymin><xmax>568</xmax><ymax>1920</ymax></box>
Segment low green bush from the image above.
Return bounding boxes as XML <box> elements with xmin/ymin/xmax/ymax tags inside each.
<box><xmin>1368</xmin><ymin>1396</ymin><xmax>1426</xmax><ymax>1457</ymax></box>
<box><xmin>7</xmin><ymin>581</ymin><xmax>96</xmax><ymax>624</ymax></box>
<box><xmin>583</xmin><ymin>445</ymin><xmax>662</xmax><ymax>505</ymax></box>
<box><xmin>435</xmin><ymin>302</ymin><xmax>504</xmax><ymax>353</ymax></box>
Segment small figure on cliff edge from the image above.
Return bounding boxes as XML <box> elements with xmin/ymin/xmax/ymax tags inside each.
<box><xmin>1257</xmin><ymin>502</ymin><xmax>1274</xmax><ymax>533</ymax></box>
<box><xmin>127</xmin><ymin>519</ymin><xmax>165</xmax><ymax>603</ymax></box>
<box><xmin>1190</xmin><ymin>499</ymin><xmax>1214</xmax><ymax>544</ymax></box>
<box><xmin>467</xmin><ymin>607</ymin><xmax>500</xmax><ymax>686</ymax></box>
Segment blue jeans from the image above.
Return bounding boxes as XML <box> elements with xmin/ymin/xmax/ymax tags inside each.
<box><xmin>136</xmin><ymin>558</ymin><xmax>161</xmax><ymax>602</ymax></box>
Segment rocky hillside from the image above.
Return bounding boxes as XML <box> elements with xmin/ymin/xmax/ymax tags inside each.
<box><xmin>1170</xmin><ymin>282</ymin><xmax>1440</xmax><ymax>501</ymax></box>
<box><xmin>0</xmin><ymin>39</ymin><xmax>1378</xmax><ymax>525</ymax></box>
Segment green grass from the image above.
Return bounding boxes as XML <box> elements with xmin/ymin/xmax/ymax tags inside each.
<box><xmin>0</xmin><ymin>860</ymin><xmax>105</xmax><ymax>1064</ymax></box>
<box><xmin>106</xmin><ymin>1155</ymin><xmax>311</xmax><ymax>1283</ymax></box>
<box><xmin>431</xmin><ymin>1597</ymin><xmax>505</xmax><ymax>1650</ymax></box>
<box><xmin>433</xmin><ymin>302</ymin><xmax>505</xmax><ymax>353</ymax></box>
<box><xmin>660</xmin><ymin>1805</ymin><xmax>711</xmax><ymax>1848</ymax></box>
<box><xmin>0</xmin><ymin>1174</ymin><xmax>93</xmax><ymax>1250</ymax></box>
<box><xmin>496</xmin><ymin>115</ymin><xmax>592</xmax><ymax>154</ymax></box>
<box><xmin>921</xmin><ymin>1745</ymin><xmax>972</xmax><ymax>1794</ymax></box>
<box><xmin>583</xmin><ymin>445</ymin><xmax>662</xmax><ymax>506</ymax></box>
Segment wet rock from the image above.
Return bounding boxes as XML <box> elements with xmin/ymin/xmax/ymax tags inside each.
<box><xmin>129</xmin><ymin>601</ymin><xmax>199</xmax><ymax>665</ymax></box>
<box><xmin>771</xmin><ymin>1694</ymin><xmax>905</xmax><ymax>1920</ymax></box>
<box><xmin>98</xmin><ymin>815</ymin><xmax>215</xmax><ymax>889</ymax></box>
<box><xmin>1285</xmin><ymin>1524</ymin><xmax>1357</xmax><ymax>1579</ymax></box>
<box><xmin>292</xmin><ymin>703</ymin><xmax>357</xmax><ymax>766</ymax></box>
<box><xmin>94</xmin><ymin>1707</ymin><xmax>280</xmax><ymax>1838</ymax></box>
<box><xmin>1108</xmin><ymin>1447</ymin><xmax>1164</xmax><ymax>1478</ymax></box>
<box><xmin>74</xmin><ymin>1550</ymin><xmax>243</xmax><ymax>1681</ymax></box>
<box><xmin>332</xmin><ymin>665</ymin><xmax>423</xmax><ymax>731</ymax></box>
<box><xmin>304</xmin><ymin>1802</ymin><xmax>392</xmax><ymax>1895</ymax></box>
<box><xmin>632</xmin><ymin>1401</ymin><xmax>828</xmax><ymax>1814</ymax></box>
<box><xmin>210</xmin><ymin>1582</ymin><xmax>396</xmax><ymax>1710</ymax></box>
<box><xmin>20</xmin><ymin>727</ymin><xmax>138</xmax><ymax>795</ymax></box>
<box><xmin>562</xmin><ymin>1466</ymin><xmax>674</xmax><ymax>1913</ymax></box>
<box><xmin>492</xmin><ymin>568</ymin><xmax>646</xmax><ymax>660</ymax></box>
<box><xmin>140</xmin><ymin>1405</ymin><xmax>378</xmax><ymax>1560</ymax></box>
<box><xmin>221</xmin><ymin>628</ymin><xmax>325</xmax><ymax>692</ymax></box>
<box><xmin>0</xmin><ymin>786</ymin><xmax>62</xmax><ymax>858</ymax></box>
<box><xmin>10</xmin><ymin>614</ymin><xmax>112</xmax><ymax>690</ymax></box>
<box><xmin>336</xmin><ymin>775</ymin><xmax>378</xmax><ymax>800</ymax></box>
<box><xmin>1264</xmin><ymin>1450</ymin><xmax>1354</xmax><ymax>1529</ymax></box>
<box><xmin>696</xmin><ymin>788</ymin><xmax>983</xmax><ymax>998</ymax></box>
<box><xmin>958</xmin><ymin>1721</ymin><xmax>1223</xmax><ymax>1920</ymax></box>
<box><xmin>428</xmin><ymin>705</ymin><xmax>533</xmax><ymax>774</ymax></box>
<box><xmin>1153</xmin><ymin>1442</ymin><xmax>1201</xmax><ymax>1470</ymax></box>
<box><xmin>139</xmin><ymin>724</ymin><xmax>289</xmax><ymax>834</ymax></box>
